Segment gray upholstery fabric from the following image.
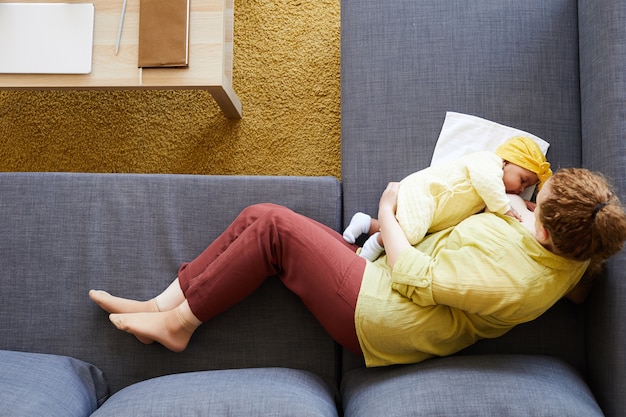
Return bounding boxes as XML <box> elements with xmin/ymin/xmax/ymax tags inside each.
<box><xmin>92</xmin><ymin>368</ymin><xmax>338</xmax><ymax>417</ymax></box>
<box><xmin>0</xmin><ymin>173</ymin><xmax>342</xmax><ymax>394</ymax></box>
<box><xmin>0</xmin><ymin>350</ymin><xmax>109</xmax><ymax>417</ymax></box>
<box><xmin>579</xmin><ymin>0</ymin><xmax>626</xmax><ymax>414</ymax></box>
<box><xmin>341</xmin><ymin>355</ymin><xmax>603</xmax><ymax>417</ymax></box>
<box><xmin>340</xmin><ymin>0</ymin><xmax>585</xmax><ymax>374</ymax></box>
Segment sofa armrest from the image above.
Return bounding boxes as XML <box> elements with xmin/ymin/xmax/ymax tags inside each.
<box><xmin>579</xmin><ymin>0</ymin><xmax>626</xmax><ymax>415</ymax></box>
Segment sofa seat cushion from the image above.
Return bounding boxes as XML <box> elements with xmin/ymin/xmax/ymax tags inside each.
<box><xmin>0</xmin><ymin>350</ymin><xmax>109</xmax><ymax>417</ymax></box>
<box><xmin>341</xmin><ymin>354</ymin><xmax>602</xmax><ymax>417</ymax></box>
<box><xmin>92</xmin><ymin>367</ymin><xmax>339</xmax><ymax>417</ymax></box>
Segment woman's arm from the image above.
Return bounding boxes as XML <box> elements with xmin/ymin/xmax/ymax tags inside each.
<box><xmin>378</xmin><ymin>182</ymin><xmax>411</xmax><ymax>268</ymax></box>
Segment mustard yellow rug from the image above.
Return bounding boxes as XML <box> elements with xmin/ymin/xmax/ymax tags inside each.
<box><xmin>0</xmin><ymin>0</ymin><xmax>340</xmax><ymax>178</ymax></box>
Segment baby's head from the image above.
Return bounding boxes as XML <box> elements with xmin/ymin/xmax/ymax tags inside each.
<box><xmin>496</xmin><ymin>136</ymin><xmax>552</xmax><ymax>195</ymax></box>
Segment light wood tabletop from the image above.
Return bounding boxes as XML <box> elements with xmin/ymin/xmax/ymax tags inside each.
<box><xmin>0</xmin><ymin>0</ymin><xmax>242</xmax><ymax>118</ymax></box>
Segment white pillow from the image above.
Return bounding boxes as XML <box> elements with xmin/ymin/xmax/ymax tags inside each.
<box><xmin>431</xmin><ymin>112</ymin><xmax>550</xmax><ymax>200</ymax></box>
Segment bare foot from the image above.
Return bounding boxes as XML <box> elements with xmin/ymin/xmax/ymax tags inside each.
<box><xmin>89</xmin><ymin>289</ymin><xmax>159</xmax><ymax>314</ymax></box>
<box><xmin>108</xmin><ymin>306</ymin><xmax>199</xmax><ymax>352</ymax></box>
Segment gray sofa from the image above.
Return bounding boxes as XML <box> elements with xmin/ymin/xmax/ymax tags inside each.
<box><xmin>1</xmin><ymin>0</ymin><xmax>625</xmax><ymax>416</ymax></box>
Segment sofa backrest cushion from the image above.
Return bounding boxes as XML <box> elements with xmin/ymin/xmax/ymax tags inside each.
<box><xmin>0</xmin><ymin>173</ymin><xmax>342</xmax><ymax>393</ymax></box>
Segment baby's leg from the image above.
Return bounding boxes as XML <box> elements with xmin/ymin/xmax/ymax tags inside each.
<box><xmin>359</xmin><ymin>232</ymin><xmax>385</xmax><ymax>261</ymax></box>
<box><xmin>343</xmin><ymin>212</ymin><xmax>372</xmax><ymax>243</ymax></box>
<box><xmin>89</xmin><ymin>278</ymin><xmax>184</xmax><ymax>314</ymax></box>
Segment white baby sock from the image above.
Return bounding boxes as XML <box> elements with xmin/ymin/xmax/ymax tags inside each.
<box><xmin>360</xmin><ymin>232</ymin><xmax>384</xmax><ymax>261</ymax></box>
<box><xmin>343</xmin><ymin>212</ymin><xmax>372</xmax><ymax>243</ymax></box>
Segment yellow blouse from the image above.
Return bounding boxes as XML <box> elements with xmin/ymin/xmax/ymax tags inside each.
<box><xmin>354</xmin><ymin>212</ymin><xmax>588</xmax><ymax>367</ymax></box>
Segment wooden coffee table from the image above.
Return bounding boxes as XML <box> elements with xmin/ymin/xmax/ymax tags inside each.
<box><xmin>0</xmin><ymin>0</ymin><xmax>242</xmax><ymax>118</ymax></box>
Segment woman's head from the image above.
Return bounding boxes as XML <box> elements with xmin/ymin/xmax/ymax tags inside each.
<box><xmin>536</xmin><ymin>168</ymin><xmax>626</xmax><ymax>263</ymax></box>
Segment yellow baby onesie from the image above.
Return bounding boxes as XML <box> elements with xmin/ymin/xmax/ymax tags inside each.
<box><xmin>396</xmin><ymin>151</ymin><xmax>510</xmax><ymax>244</ymax></box>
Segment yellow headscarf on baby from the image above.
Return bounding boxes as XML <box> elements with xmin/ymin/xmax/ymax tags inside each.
<box><xmin>495</xmin><ymin>136</ymin><xmax>552</xmax><ymax>189</ymax></box>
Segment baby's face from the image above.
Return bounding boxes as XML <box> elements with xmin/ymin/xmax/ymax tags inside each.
<box><xmin>502</xmin><ymin>163</ymin><xmax>539</xmax><ymax>195</ymax></box>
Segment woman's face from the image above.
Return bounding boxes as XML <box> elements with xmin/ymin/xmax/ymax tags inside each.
<box><xmin>533</xmin><ymin>178</ymin><xmax>552</xmax><ymax>242</ymax></box>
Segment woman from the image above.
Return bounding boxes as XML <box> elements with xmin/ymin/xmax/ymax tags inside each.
<box><xmin>90</xmin><ymin>168</ymin><xmax>626</xmax><ymax>366</ymax></box>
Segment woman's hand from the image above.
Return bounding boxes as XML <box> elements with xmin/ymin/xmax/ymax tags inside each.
<box><xmin>378</xmin><ymin>182</ymin><xmax>410</xmax><ymax>268</ymax></box>
<box><xmin>379</xmin><ymin>182</ymin><xmax>400</xmax><ymax>215</ymax></box>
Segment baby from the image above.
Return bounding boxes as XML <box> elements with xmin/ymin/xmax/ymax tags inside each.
<box><xmin>343</xmin><ymin>136</ymin><xmax>552</xmax><ymax>261</ymax></box>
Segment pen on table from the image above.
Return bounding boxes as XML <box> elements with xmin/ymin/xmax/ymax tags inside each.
<box><xmin>115</xmin><ymin>0</ymin><xmax>128</xmax><ymax>55</ymax></box>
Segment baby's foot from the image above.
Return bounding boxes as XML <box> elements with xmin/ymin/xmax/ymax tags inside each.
<box><xmin>359</xmin><ymin>232</ymin><xmax>385</xmax><ymax>261</ymax></box>
<box><xmin>89</xmin><ymin>289</ymin><xmax>160</xmax><ymax>314</ymax></box>
<box><xmin>343</xmin><ymin>212</ymin><xmax>372</xmax><ymax>243</ymax></box>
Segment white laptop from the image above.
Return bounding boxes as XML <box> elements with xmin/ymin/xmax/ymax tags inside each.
<box><xmin>0</xmin><ymin>3</ymin><xmax>95</xmax><ymax>74</ymax></box>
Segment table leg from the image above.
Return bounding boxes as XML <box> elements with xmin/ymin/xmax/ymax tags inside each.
<box><xmin>207</xmin><ymin>77</ymin><xmax>242</xmax><ymax>119</ymax></box>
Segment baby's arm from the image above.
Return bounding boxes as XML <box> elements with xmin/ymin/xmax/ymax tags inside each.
<box><xmin>466</xmin><ymin>153</ymin><xmax>512</xmax><ymax>215</ymax></box>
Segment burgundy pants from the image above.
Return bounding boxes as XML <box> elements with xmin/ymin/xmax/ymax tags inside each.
<box><xmin>177</xmin><ymin>203</ymin><xmax>366</xmax><ymax>355</ymax></box>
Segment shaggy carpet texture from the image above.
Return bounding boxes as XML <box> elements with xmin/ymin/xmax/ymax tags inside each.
<box><xmin>0</xmin><ymin>0</ymin><xmax>340</xmax><ymax>177</ymax></box>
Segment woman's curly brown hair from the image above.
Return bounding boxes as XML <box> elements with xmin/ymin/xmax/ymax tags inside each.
<box><xmin>539</xmin><ymin>168</ymin><xmax>626</xmax><ymax>278</ymax></box>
